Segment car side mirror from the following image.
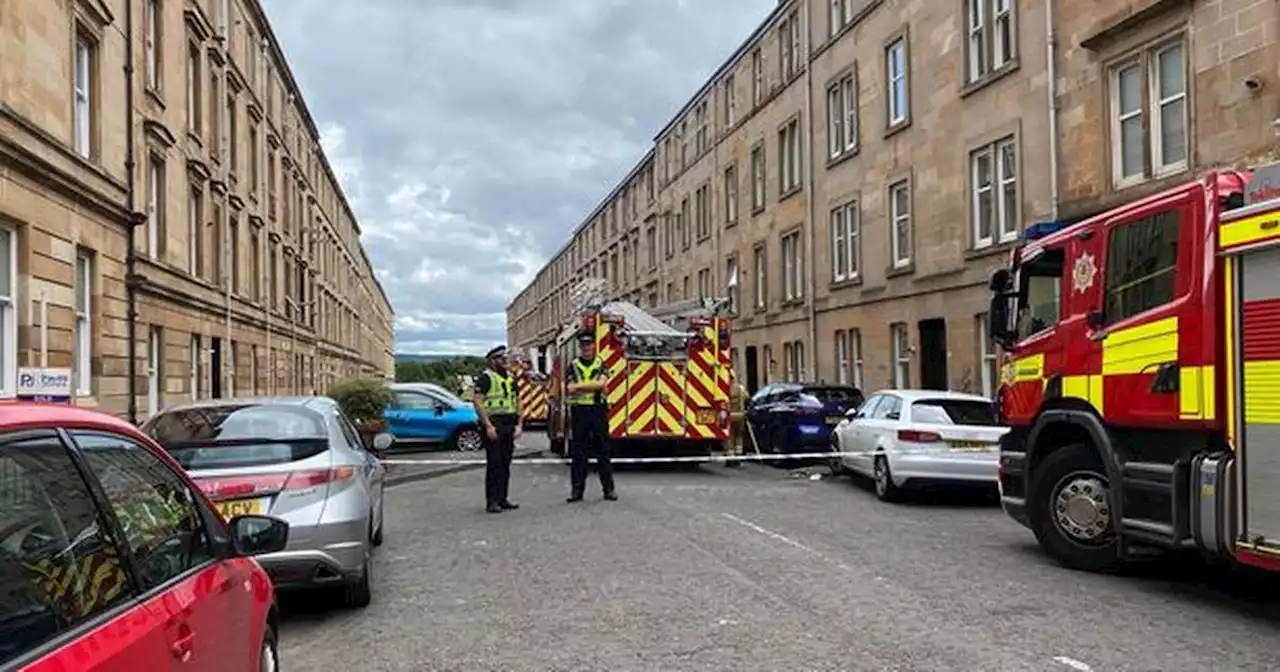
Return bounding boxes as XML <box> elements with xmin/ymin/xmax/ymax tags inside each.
<box><xmin>844</xmin><ymin>407</ymin><xmax>859</xmax><ymax>418</ymax></box>
<box><xmin>230</xmin><ymin>515</ymin><xmax>289</xmax><ymax>557</ymax></box>
<box><xmin>433</xmin><ymin>405</ymin><xmax>446</xmax><ymax>416</ymax></box>
<box><xmin>372</xmin><ymin>432</ymin><xmax>394</xmax><ymax>452</ymax></box>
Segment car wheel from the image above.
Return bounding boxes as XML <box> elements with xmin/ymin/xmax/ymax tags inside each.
<box><xmin>259</xmin><ymin>624</ymin><xmax>279</xmax><ymax>672</ymax></box>
<box><xmin>342</xmin><ymin>548</ymin><xmax>373</xmax><ymax>609</ymax></box>
<box><xmin>1028</xmin><ymin>443</ymin><xmax>1120</xmax><ymax>572</ymax></box>
<box><xmin>451</xmin><ymin>426</ymin><xmax>483</xmax><ymax>452</ymax></box>
<box><xmin>371</xmin><ymin>495</ymin><xmax>385</xmax><ymax>547</ymax></box>
<box><xmin>873</xmin><ymin>454</ymin><xmax>902</xmax><ymax>502</ymax></box>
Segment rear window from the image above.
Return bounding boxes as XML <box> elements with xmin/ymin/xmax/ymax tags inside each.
<box><xmin>802</xmin><ymin>387</ymin><xmax>862</xmax><ymax>403</ymax></box>
<box><xmin>911</xmin><ymin>400</ymin><xmax>999</xmax><ymax>426</ymax></box>
<box><xmin>146</xmin><ymin>405</ymin><xmax>328</xmax><ymax>470</ymax></box>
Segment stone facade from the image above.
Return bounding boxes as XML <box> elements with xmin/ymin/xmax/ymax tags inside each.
<box><xmin>0</xmin><ymin>0</ymin><xmax>395</xmax><ymax>421</ymax></box>
<box><xmin>509</xmin><ymin>0</ymin><xmax>1280</xmax><ymax>397</ymax></box>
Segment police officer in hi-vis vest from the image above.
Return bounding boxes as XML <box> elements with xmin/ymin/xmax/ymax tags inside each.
<box><xmin>473</xmin><ymin>345</ymin><xmax>523</xmax><ymax>514</ymax></box>
<box><xmin>565</xmin><ymin>332</ymin><xmax>616</xmax><ymax>502</ymax></box>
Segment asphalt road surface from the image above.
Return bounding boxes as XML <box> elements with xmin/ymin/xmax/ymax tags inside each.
<box><xmin>278</xmin><ymin>441</ymin><xmax>1280</xmax><ymax>671</ymax></box>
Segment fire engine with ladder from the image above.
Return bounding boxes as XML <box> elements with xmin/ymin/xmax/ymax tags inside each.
<box><xmin>988</xmin><ymin>164</ymin><xmax>1280</xmax><ymax>574</ymax></box>
<box><xmin>509</xmin><ymin>353</ymin><xmax>550</xmax><ymax>428</ymax></box>
<box><xmin>544</xmin><ymin>280</ymin><xmax>733</xmax><ymax>460</ymax></box>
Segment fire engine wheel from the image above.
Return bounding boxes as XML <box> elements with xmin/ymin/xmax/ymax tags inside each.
<box><xmin>452</xmin><ymin>426</ymin><xmax>483</xmax><ymax>452</ymax></box>
<box><xmin>1029</xmin><ymin>443</ymin><xmax>1120</xmax><ymax>572</ymax></box>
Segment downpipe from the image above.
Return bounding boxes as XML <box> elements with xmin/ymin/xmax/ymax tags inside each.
<box><xmin>219</xmin><ymin>6</ymin><xmax>233</xmax><ymax>396</ymax></box>
<box><xmin>123</xmin><ymin>0</ymin><xmax>139</xmax><ymax>424</ymax></box>
<box><xmin>801</xmin><ymin>0</ymin><xmax>817</xmax><ymax>380</ymax></box>
<box><xmin>1046</xmin><ymin>0</ymin><xmax>1060</xmax><ymax>220</ymax></box>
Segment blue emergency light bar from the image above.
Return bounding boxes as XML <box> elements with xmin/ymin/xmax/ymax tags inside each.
<box><xmin>1022</xmin><ymin>220</ymin><xmax>1070</xmax><ymax>240</ymax></box>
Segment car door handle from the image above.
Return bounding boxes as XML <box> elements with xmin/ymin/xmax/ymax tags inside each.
<box><xmin>170</xmin><ymin>623</ymin><xmax>195</xmax><ymax>662</ymax></box>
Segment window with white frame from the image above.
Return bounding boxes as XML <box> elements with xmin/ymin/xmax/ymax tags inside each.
<box><xmin>971</xmin><ymin>136</ymin><xmax>1019</xmax><ymax>248</ymax></box>
<box><xmin>725</xmin><ymin>255</ymin><xmax>740</xmax><ymax>314</ymax></box>
<box><xmin>835</xmin><ymin>330</ymin><xmax>849</xmax><ymax>384</ymax></box>
<box><xmin>779</xmin><ymin>118</ymin><xmax>802</xmax><ymax>193</ymax></box>
<box><xmin>251</xmin><ymin>344</ymin><xmax>259</xmax><ymax>394</ymax></box>
<box><xmin>779</xmin><ymin>10</ymin><xmax>801</xmax><ymax>80</ymax></box>
<box><xmin>783</xmin><ymin>342</ymin><xmax>794</xmax><ymax>380</ymax></box>
<box><xmin>189</xmin><ymin>183</ymin><xmax>203</xmax><ymax>275</ymax></box>
<box><xmin>751</xmin><ymin>145</ymin><xmax>766</xmax><ymax>209</ymax></box>
<box><xmin>145</xmin><ymin>0</ymin><xmax>162</xmax><ymax>91</ymax></box>
<box><xmin>889</xmin><ymin>181</ymin><xmax>912</xmax><ymax>268</ymax></box>
<box><xmin>966</xmin><ymin>0</ymin><xmax>1016</xmax><ymax>84</ymax></box>
<box><xmin>753</xmin><ymin>245</ymin><xmax>766</xmax><ymax>309</ymax></box>
<box><xmin>792</xmin><ymin>340</ymin><xmax>805</xmax><ymax>381</ymax></box>
<box><xmin>751</xmin><ymin>48</ymin><xmax>765</xmax><ymax>105</ymax></box>
<box><xmin>695</xmin><ymin>184</ymin><xmax>710</xmax><ymax>239</ymax></box>
<box><xmin>190</xmin><ymin>334</ymin><xmax>202</xmax><ymax>400</ymax></box>
<box><xmin>827</xmin><ymin>73</ymin><xmax>858</xmax><ymax>159</ymax></box>
<box><xmin>723</xmin><ymin>74</ymin><xmax>737</xmax><ymax>127</ymax></box>
<box><xmin>147</xmin><ymin>326</ymin><xmax>163</xmax><ymax>417</ymax></box>
<box><xmin>978</xmin><ymin>313</ymin><xmax>998</xmax><ymax>398</ymax></box>
<box><xmin>763</xmin><ymin>344</ymin><xmax>773</xmax><ymax>383</ymax></box>
<box><xmin>831</xmin><ymin>200</ymin><xmax>859</xmax><ymax>282</ymax></box>
<box><xmin>886</xmin><ymin>37</ymin><xmax>909</xmax><ymax>126</ymax></box>
<box><xmin>891</xmin><ymin>323</ymin><xmax>910</xmax><ymax>388</ymax></box>
<box><xmin>830</xmin><ymin>0</ymin><xmax>857</xmax><ymax>35</ymax></box>
<box><xmin>850</xmin><ymin>329</ymin><xmax>864</xmax><ymax>389</ymax></box>
<box><xmin>781</xmin><ymin>230</ymin><xmax>802</xmax><ymax>301</ymax></box>
<box><xmin>74</xmin><ymin>251</ymin><xmax>92</xmax><ymax>395</ymax></box>
<box><xmin>1111</xmin><ymin>40</ymin><xmax>1188</xmax><ymax>187</ymax></box>
<box><xmin>724</xmin><ymin>165</ymin><xmax>739</xmax><ymax>224</ymax></box>
<box><xmin>697</xmin><ymin>268</ymin><xmax>711</xmax><ymax>299</ymax></box>
<box><xmin>187</xmin><ymin>41</ymin><xmax>202</xmax><ymax>135</ymax></box>
<box><xmin>73</xmin><ymin>34</ymin><xmax>94</xmax><ymax>159</ymax></box>
<box><xmin>0</xmin><ymin>227</ymin><xmax>16</xmax><ymax>396</ymax></box>
<box><xmin>146</xmin><ymin>156</ymin><xmax>164</xmax><ymax>258</ymax></box>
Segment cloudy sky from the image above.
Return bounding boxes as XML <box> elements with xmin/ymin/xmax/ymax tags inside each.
<box><xmin>259</xmin><ymin>0</ymin><xmax>776</xmax><ymax>354</ymax></box>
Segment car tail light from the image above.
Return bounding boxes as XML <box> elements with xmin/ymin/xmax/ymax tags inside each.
<box><xmin>897</xmin><ymin>429</ymin><xmax>942</xmax><ymax>443</ymax></box>
<box><xmin>196</xmin><ymin>467</ymin><xmax>356</xmax><ymax>501</ymax></box>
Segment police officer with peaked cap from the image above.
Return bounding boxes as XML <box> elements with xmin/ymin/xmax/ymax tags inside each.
<box><xmin>473</xmin><ymin>345</ymin><xmax>522</xmax><ymax>513</ymax></box>
<box><xmin>565</xmin><ymin>331</ymin><xmax>616</xmax><ymax>502</ymax></box>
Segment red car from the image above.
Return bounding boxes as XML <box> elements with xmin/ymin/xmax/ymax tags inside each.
<box><xmin>0</xmin><ymin>402</ymin><xmax>288</xmax><ymax>671</ymax></box>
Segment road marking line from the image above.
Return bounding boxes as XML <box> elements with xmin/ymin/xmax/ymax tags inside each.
<box><xmin>719</xmin><ymin>513</ymin><xmax>856</xmax><ymax>573</ymax></box>
<box><xmin>1052</xmin><ymin>656</ymin><xmax>1094</xmax><ymax>671</ymax></box>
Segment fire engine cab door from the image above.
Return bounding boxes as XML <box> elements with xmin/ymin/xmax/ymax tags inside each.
<box><xmin>1237</xmin><ymin>244</ymin><xmax>1280</xmax><ymax>551</ymax></box>
<box><xmin>1090</xmin><ymin>199</ymin><xmax>1193</xmax><ymax>427</ymax></box>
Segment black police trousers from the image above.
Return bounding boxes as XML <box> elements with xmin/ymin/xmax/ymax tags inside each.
<box><xmin>569</xmin><ymin>405</ymin><xmax>614</xmax><ymax>495</ymax></box>
<box><xmin>483</xmin><ymin>414</ymin><xmax>518</xmax><ymax>506</ymax></box>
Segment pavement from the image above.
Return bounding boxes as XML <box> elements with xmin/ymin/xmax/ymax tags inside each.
<box><xmin>279</xmin><ymin>435</ymin><xmax>1280</xmax><ymax>671</ymax></box>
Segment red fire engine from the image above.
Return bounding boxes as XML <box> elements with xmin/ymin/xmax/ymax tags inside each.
<box><xmin>988</xmin><ymin>165</ymin><xmax>1280</xmax><ymax>574</ymax></box>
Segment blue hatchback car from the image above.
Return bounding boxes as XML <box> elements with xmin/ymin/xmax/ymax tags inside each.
<box><xmin>745</xmin><ymin>382</ymin><xmax>865</xmax><ymax>457</ymax></box>
<box><xmin>385</xmin><ymin>383</ymin><xmax>484</xmax><ymax>451</ymax></box>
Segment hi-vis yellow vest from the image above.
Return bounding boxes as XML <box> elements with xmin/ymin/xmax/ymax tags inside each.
<box><xmin>482</xmin><ymin>369</ymin><xmax>517</xmax><ymax>415</ymax></box>
<box><xmin>567</xmin><ymin>357</ymin><xmax>603</xmax><ymax>405</ymax></box>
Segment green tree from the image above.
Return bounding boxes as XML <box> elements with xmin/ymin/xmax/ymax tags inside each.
<box><xmin>394</xmin><ymin>356</ymin><xmax>487</xmax><ymax>386</ymax></box>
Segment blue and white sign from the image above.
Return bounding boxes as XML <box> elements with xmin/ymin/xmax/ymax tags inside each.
<box><xmin>18</xmin><ymin>367</ymin><xmax>72</xmax><ymax>403</ymax></box>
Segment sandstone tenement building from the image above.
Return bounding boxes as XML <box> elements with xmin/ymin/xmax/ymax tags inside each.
<box><xmin>1</xmin><ymin>0</ymin><xmax>395</xmax><ymax>421</ymax></box>
<box><xmin>508</xmin><ymin>0</ymin><xmax>1279</xmax><ymax>396</ymax></box>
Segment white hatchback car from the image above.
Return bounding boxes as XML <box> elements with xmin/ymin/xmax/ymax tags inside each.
<box><xmin>830</xmin><ymin>389</ymin><xmax>1010</xmax><ymax>501</ymax></box>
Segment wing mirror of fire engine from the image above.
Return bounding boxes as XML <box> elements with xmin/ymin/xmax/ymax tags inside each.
<box><xmin>986</xmin><ymin>295</ymin><xmax>1014</xmax><ymax>349</ymax></box>
<box><xmin>1086</xmin><ymin>310</ymin><xmax>1105</xmax><ymax>329</ymax></box>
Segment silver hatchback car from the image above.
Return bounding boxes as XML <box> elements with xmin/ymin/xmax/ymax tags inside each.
<box><xmin>143</xmin><ymin>396</ymin><xmax>388</xmax><ymax>608</ymax></box>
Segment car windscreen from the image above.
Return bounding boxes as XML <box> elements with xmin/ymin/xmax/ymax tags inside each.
<box><xmin>910</xmin><ymin>399</ymin><xmax>999</xmax><ymax>426</ymax></box>
<box><xmin>801</xmin><ymin>386</ymin><xmax>862</xmax><ymax>403</ymax></box>
<box><xmin>146</xmin><ymin>405</ymin><xmax>328</xmax><ymax>470</ymax></box>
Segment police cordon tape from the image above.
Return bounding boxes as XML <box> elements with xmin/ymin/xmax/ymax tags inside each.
<box><xmin>379</xmin><ymin>449</ymin><xmax>915</xmax><ymax>466</ymax></box>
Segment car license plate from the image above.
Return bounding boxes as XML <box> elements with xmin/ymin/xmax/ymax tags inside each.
<box><xmin>215</xmin><ymin>498</ymin><xmax>265</xmax><ymax>521</ymax></box>
<box><xmin>826</xmin><ymin>416</ymin><xmax>843</xmax><ymax>425</ymax></box>
<box><xmin>696</xmin><ymin>409</ymin><xmax>717</xmax><ymax>424</ymax></box>
<box><xmin>948</xmin><ymin>440</ymin><xmax>992</xmax><ymax>452</ymax></box>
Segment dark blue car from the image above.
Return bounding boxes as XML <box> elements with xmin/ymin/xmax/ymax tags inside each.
<box><xmin>745</xmin><ymin>382</ymin><xmax>864</xmax><ymax>457</ymax></box>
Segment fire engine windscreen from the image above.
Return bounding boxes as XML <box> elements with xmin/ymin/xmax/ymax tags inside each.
<box><xmin>1016</xmin><ymin>248</ymin><xmax>1064</xmax><ymax>340</ymax></box>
